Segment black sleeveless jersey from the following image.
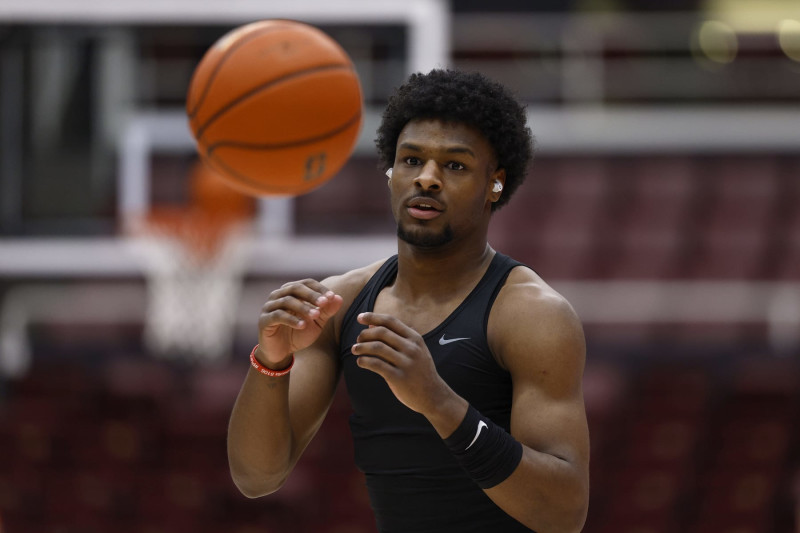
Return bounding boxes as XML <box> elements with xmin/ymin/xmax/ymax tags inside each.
<box><xmin>338</xmin><ymin>252</ymin><xmax>534</xmax><ymax>533</ymax></box>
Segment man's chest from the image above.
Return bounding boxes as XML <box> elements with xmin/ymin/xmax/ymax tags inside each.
<box><xmin>373</xmin><ymin>289</ymin><xmax>464</xmax><ymax>337</ymax></box>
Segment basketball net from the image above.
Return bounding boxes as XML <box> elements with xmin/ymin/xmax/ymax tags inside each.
<box><xmin>131</xmin><ymin>160</ymin><xmax>256</xmax><ymax>364</ymax></box>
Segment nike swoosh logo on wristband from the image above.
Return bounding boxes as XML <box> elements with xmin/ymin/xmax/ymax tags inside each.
<box><xmin>466</xmin><ymin>420</ymin><xmax>488</xmax><ymax>450</ymax></box>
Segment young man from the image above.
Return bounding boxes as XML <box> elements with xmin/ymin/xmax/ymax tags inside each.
<box><xmin>228</xmin><ymin>69</ymin><xmax>590</xmax><ymax>533</ymax></box>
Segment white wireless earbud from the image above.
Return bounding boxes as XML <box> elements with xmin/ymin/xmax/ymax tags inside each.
<box><xmin>385</xmin><ymin>168</ymin><xmax>393</xmax><ymax>179</ymax></box>
<box><xmin>492</xmin><ymin>180</ymin><xmax>503</xmax><ymax>193</ymax></box>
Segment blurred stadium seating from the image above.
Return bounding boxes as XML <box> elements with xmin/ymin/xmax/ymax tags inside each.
<box><xmin>1</xmin><ymin>1</ymin><xmax>799</xmax><ymax>532</ymax></box>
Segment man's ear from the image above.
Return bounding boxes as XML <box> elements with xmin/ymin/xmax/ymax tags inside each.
<box><xmin>490</xmin><ymin>168</ymin><xmax>506</xmax><ymax>202</ymax></box>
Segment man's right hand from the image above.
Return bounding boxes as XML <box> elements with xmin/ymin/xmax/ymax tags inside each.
<box><xmin>256</xmin><ymin>279</ymin><xmax>343</xmax><ymax>367</ymax></box>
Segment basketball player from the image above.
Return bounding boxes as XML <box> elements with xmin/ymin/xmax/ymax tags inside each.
<box><xmin>228</xmin><ymin>69</ymin><xmax>590</xmax><ymax>533</ymax></box>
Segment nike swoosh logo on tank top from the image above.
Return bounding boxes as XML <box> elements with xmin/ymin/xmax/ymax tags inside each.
<box><xmin>439</xmin><ymin>335</ymin><xmax>470</xmax><ymax>345</ymax></box>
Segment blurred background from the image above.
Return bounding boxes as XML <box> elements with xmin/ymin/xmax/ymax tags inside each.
<box><xmin>1</xmin><ymin>0</ymin><xmax>799</xmax><ymax>532</ymax></box>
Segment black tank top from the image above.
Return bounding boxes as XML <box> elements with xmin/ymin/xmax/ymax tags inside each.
<box><xmin>339</xmin><ymin>252</ymin><xmax>534</xmax><ymax>533</ymax></box>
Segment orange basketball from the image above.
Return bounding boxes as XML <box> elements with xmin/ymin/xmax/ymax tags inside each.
<box><xmin>186</xmin><ymin>20</ymin><xmax>363</xmax><ymax>196</ymax></box>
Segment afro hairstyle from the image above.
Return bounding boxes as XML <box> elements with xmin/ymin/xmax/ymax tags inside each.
<box><xmin>375</xmin><ymin>69</ymin><xmax>534</xmax><ymax>211</ymax></box>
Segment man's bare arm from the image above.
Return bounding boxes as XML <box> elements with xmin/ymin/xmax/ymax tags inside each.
<box><xmin>228</xmin><ymin>339</ymin><xmax>341</xmax><ymax>497</ymax></box>
<box><xmin>227</xmin><ymin>262</ymin><xmax>384</xmax><ymax>498</ymax></box>
<box><xmin>481</xmin><ymin>268</ymin><xmax>590</xmax><ymax>533</ymax></box>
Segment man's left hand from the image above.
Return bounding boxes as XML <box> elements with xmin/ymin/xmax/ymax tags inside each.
<box><xmin>352</xmin><ymin>312</ymin><xmax>451</xmax><ymax>415</ymax></box>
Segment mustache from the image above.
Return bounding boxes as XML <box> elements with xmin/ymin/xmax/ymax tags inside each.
<box><xmin>404</xmin><ymin>191</ymin><xmax>441</xmax><ymax>204</ymax></box>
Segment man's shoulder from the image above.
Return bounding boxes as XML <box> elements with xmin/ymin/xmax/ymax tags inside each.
<box><xmin>323</xmin><ymin>257</ymin><xmax>391</xmax><ymax>313</ymax></box>
<box><xmin>500</xmin><ymin>264</ymin><xmax>573</xmax><ymax>313</ymax></box>
<box><xmin>492</xmin><ymin>264</ymin><xmax>584</xmax><ymax>352</ymax></box>
<box><xmin>489</xmin><ymin>262</ymin><xmax>585</xmax><ymax>379</ymax></box>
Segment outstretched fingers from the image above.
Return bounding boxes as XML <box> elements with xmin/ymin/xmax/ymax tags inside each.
<box><xmin>351</xmin><ymin>312</ymin><xmax>448</xmax><ymax>415</ymax></box>
<box><xmin>259</xmin><ymin>281</ymin><xmax>340</xmax><ymax>330</ymax></box>
<box><xmin>351</xmin><ymin>312</ymin><xmax>418</xmax><ymax>368</ymax></box>
<box><xmin>354</xmin><ymin>348</ymin><xmax>400</xmax><ymax>381</ymax></box>
<box><xmin>356</xmin><ymin>312</ymin><xmax>415</xmax><ymax>336</ymax></box>
<box><xmin>256</xmin><ymin>279</ymin><xmax>344</xmax><ymax>360</ymax></box>
<box><xmin>316</xmin><ymin>292</ymin><xmax>344</xmax><ymax>322</ymax></box>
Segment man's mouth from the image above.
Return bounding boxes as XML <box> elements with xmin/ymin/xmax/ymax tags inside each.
<box><xmin>407</xmin><ymin>197</ymin><xmax>444</xmax><ymax>211</ymax></box>
<box><xmin>406</xmin><ymin>197</ymin><xmax>444</xmax><ymax>220</ymax></box>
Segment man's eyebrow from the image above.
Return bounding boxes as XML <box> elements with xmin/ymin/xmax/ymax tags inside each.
<box><xmin>445</xmin><ymin>146</ymin><xmax>475</xmax><ymax>157</ymax></box>
<box><xmin>397</xmin><ymin>142</ymin><xmax>476</xmax><ymax>158</ymax></box>
<box><xmin>398</xmin><ymin>142</ymin><xmax>422</xmax><ymax>152</ymax></box>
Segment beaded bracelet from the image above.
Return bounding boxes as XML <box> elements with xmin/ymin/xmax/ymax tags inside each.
<box><xmin>250</xmin><ymin>344</ymin><xmax>294</xmax><ymax>377</ymax></box>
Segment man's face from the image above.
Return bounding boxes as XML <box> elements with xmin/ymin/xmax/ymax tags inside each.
<box><xmin>389</xmin><ymin>119</ymin><xmax>503</xmax><ymax>249</ymax></box>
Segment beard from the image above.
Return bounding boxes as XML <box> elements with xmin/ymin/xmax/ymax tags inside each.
<box><xmin>396</xmin><ymin>222</ymin><xmax>454</xmax><ymax>248</ymax></box>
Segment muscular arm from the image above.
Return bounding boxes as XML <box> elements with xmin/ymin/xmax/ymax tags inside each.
<box><xmin>227</xmin><ymin>271</ymin><xmax>364</xmax><ymax>498</ymax></box>
<box><xmin>482</xmin><ymin>269</ymin><xmax>590</xmax><ymax>533</ymax></box>
<box><xmin>227</xmin><ymin>338</ymin><xmax>340</xmax><ymax>497</ymax></box>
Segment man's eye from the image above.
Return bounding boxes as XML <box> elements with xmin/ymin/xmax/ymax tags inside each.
<box><xmin>448</xmin><ymin>162</ymin><xmax>465</xmax><ymax>171</ymax></box>
<box><xmin>404</xmin><ymin>157</ymin><xmax>421</xmax><ymax>165</ymax></box>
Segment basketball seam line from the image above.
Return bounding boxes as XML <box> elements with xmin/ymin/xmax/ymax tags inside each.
<box><xmin>203</xmin><ymin>111</ymin><xmax>361</xmax><ymax>194</ymax></box>
<box><xmin>194</xmin><ymin>63</ymin><xmax>355</xmax><ymax>141</ymax></box>
<box><xmin>187</xmin><ymin>24</ymin><xmax>291</xmax><ymax>119</ymax></box>
<box><xmin>204</xmin><ymin>156</ymin><xmax>308</xmax><ymax>195</ymax></box>
<box><xmin>204</xmin><ymin>110</ymin><xmax>362</xmax><ymax>153</ymax></box>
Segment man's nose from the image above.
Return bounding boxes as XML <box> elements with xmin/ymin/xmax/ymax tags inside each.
<box><xmin>414</xmin><ymin>160</ymin><xmax>442</xmax><ymax>190</ymax></box>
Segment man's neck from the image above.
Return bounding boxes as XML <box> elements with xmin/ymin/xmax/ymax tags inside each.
<box><xmin>392</xmin><ymin>239</ymin><xmax>495</xmax><ymax>302</ymax></box>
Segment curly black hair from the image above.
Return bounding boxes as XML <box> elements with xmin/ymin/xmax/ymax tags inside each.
<box><xmin>375</xmin><ymin>69</ymin><xmax>534</xmax><ymax>211</ymax></box>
